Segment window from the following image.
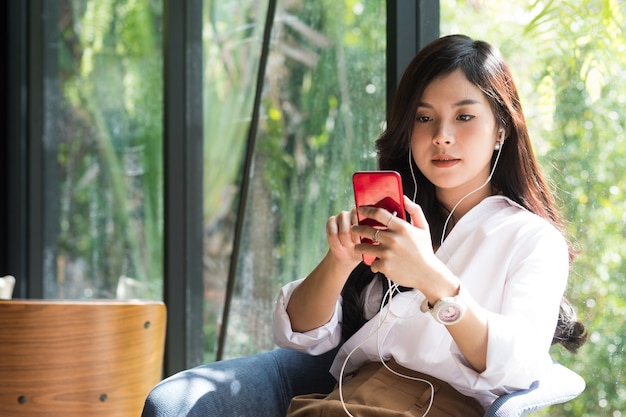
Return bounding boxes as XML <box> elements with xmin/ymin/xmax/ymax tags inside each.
<box><xmin>200</xmin><ymin>0</ymin><xmax>387</xmax><ymax>360</ymax></box>
<box><xmin>55</xmin><ymin>0</ymin><xmax>164</xmax><ymax>300</ymax></box>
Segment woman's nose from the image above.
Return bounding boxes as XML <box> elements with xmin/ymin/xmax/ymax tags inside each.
<box><xmin>433</xmin><ymin>125</ymin><xmax>454</xmax><ymax>146</ymax></box>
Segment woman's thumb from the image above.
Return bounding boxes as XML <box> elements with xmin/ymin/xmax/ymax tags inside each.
<box><xmin>403</xmin><ymin>195</ymin><xmax>429</xmax><ymax>230</ymax></box>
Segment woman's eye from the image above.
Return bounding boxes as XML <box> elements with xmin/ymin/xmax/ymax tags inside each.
<box><xmin>416</xmin><ymin>115</ymin><xmax>431</xmax><ymax>123</ymax></box>
<box><xmin>458</xmin><ymin>114</ymin><xmax>474</xmax><ymax>122</ymax></box>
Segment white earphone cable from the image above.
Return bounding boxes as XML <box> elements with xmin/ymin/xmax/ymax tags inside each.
<box><xmin>338</xmin><ymin>277</ymin><xmax>434</xmax><ymax>417</ymax></box>
<box><xmin>408</xmin><ymin>149</ymin><xmax>418</xmax><ymax>202</ymax></box>
<box><xmin>439</xmin><ymin>136</ymin><xmax>504</xmax><ymax>252</ymax></box>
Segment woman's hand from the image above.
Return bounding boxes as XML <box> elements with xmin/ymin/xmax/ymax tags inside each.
<box><xmin>286</xmin><ymin>208</ymin><xmax>361</xmax><ymax>332</ymax></box>
<box><xmin>325</xmin><ymin>208</ymin><xmax>363</xmax><ymax>267</ymax></box>
<box><xmin>352</xmin><ymin>196</ymin><xmax>457</xmax><ymax>298</ymax></box>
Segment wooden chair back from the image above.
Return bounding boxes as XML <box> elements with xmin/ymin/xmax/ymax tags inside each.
<box><xmin>0</xmin><ymin>300</ymin><xmax>166</xmax><ymax>417</ymax></box>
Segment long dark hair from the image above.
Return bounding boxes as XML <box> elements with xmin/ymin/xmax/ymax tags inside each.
<box><xmin>342</xmin><ymin>34</ymin><xmax>586</xmax><ymax>353</ymax></box>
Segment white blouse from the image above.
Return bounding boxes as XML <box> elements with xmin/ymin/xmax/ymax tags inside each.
<box><xmin>272</xmin><ymin>196</ymin><xmax>569</xmax><ymax>408</ymax></box>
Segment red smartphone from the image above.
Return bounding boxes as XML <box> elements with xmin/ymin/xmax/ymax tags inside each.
<box><xmin>353</xmin><ymin>171</ymin><xmax>406</xmax><ymax>265</ymax></box>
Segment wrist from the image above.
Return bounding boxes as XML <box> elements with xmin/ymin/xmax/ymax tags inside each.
<box><xmin>421</xmin><ymin>282</ymin><xmax>467</xmax><ymax>325</ymax></box>
<box><xmin>422</xmin><ymin>273</ymin><xmax>461</xmax><ymax>306</ymax></box>
<box><xmin>322</xmin><ymin>250</ymin><xmax>360</xmax><ymax>277</ymax></box>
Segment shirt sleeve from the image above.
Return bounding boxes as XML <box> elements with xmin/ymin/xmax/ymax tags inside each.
<box><xmin>272</xmin><ymin>278</ymin><xmax>343</xmax><ymax>355</ymax></box>
<box><xmin>450</xmin><ymin>222</ymin><xmax>569</xmax><ymax>392</ymax></box>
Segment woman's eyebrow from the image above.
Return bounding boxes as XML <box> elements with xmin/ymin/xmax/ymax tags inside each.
<box><xmin>453</xmin><ymin>98</ymin><xmax>481</xmax><ymax>107</ymax></box>
<box><xmin>417</xmin><ymin>98</ymin><xmax>481</xmax><ymax>108</ymax></box>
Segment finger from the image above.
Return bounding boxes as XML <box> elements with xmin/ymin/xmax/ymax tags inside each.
<box><xmin>355</xmin><ymin>239</ymin><xmax>381</xmax><ymax>261</ymax></box>
<box><xmin>351</xmin><ymin>223</ymin><xmax>380</xmax><ymax>243</ymax></box>
<box><xmin>384</xmin><ymin>210</ymin><xmax>398</xmax><ymax>228</ymax></box>
<box><xmin>356</xmin><ymin>205</ymin><xmax>390</xmax><ymax>228</ymax></box>
<box><xmin>325</xmin><ymin>214</ymin><xmax>340</xmax><ymax>236</ymax></box>
<box><xmin>350</xmin><ymin>208</ymin><xmax>361</xmax><ymax>244</ymax></box>
<box><xmin>350</xmin><ymin>207</ymin><xmax>358</xmax><ymax>226</ymax></box>
<box><xmin>330</xmin><ymin>212</ymin><xmax>351</xmax><ymax>244</ymax></box>
<box><xmin>326</xmin><ymin>213</ymin><xmax>349</xmax><ymax>237</ymax></box>
<box><xmin>403</xmin><ymin>195</ymin><xmax>429</xmax><ymax>231</ymax></box>
<box><xmin>372</xmin><ymin>228</ymin><xmax>381</xmax><ymax>243</ymax></box>
<box><xmin>339</xmin><ymin>211</ymin><xmax>359</xmax><ymax>246</ymax></box>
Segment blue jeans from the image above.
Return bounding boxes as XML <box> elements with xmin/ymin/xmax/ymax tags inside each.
<box><xmin>141</xmin><ymin>348</ymin><xmax>338</xmax><ymax>417</ymax></box>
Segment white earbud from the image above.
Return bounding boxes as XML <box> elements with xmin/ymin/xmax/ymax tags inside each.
<box><xmin>495</xmin><ymin>129</ymin><xmax>505</xmax><ymax>151</ymax></box>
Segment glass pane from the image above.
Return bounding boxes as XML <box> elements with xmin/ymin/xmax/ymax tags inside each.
<box><xmin>441</xmin><ymin>1</ymin><xmax>626</xmax><ymax>416</ymax></box>
<box><xmin>201</xmin><ymin>0</ymin><xmax>271</xmax><ymax>361</ymax></box>
<box><xmin>219</xmin><ymin>0</ymin><xmax>387</xmax><ymax>358</ymax></box>
<box><xmin>55</xmin><ymin>0</ymin><xmax>164</xmax><ymax>300</ymax></box>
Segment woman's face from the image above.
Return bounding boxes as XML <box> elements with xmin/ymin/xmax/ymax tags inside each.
<box><xmin>410</xmin><ymin>68</ymin><xmax>500</xmax><ymax>201</ymax></box>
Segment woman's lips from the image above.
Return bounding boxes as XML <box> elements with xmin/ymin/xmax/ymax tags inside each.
<box><xmin>432</xmin><ymin>156</ymin><xmax>460</xmax><ymax>168</ymax></box>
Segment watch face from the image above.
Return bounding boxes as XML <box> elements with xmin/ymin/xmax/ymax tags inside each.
<box><xmin>438</xmin><ymin>305</ymin><xmax>461</xmax><ymax>323</ymax></box>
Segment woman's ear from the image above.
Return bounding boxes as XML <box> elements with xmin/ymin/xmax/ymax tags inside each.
<box><xmin>495</xmin><ymin>128</ymin><xmax>505</xmax><ymax>150</ymax></box>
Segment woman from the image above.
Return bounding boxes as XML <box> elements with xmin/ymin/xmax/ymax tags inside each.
<box><xmin>273</xmin><ymin>34</ymin><xmax>586</xmax><ymax>416</ymax></box>
<box><xmin>140</xmin><ymin>34</ymin><xmax>586</xmax><ymax>417</ymax></box>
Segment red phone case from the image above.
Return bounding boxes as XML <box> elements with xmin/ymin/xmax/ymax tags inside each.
<box><xmin>353</xmin><ymin>171</ymin><xmax>406</xmax><ymax>265</ymax></box>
